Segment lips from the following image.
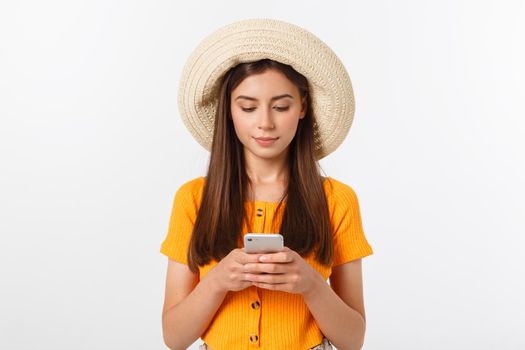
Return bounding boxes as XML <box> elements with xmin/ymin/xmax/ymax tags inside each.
<box><xmin>255</xmin><ymin>137</ymin><xmax>278</xmax><ymax>141</ymax></box>
<box><xmin>254</xmin><ymin>136</ymin><xmax>278</xmax><ymax>146</ymax></box>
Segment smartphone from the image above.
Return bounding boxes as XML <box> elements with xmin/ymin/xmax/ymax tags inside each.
<box><xmin>243</xmin><ymin>233</ymin><xmax>284</xmax><ymax>254</ymax></box>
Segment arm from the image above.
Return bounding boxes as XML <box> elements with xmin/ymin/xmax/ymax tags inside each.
<box><xmin>302</xmin><ymin>259</ymin><xmax>367</xmax><ymax>350</ymax></box>
<box><xmin>161</xmin><ymin>259</ymin><xmax>228</xmax><ymax>350</ymax></box>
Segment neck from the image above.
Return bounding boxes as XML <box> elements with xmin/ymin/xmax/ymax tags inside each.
<box><xmin>244</xmin><ymin>148</ymin><xmax>289</xmax><ymax>185</ymax></box>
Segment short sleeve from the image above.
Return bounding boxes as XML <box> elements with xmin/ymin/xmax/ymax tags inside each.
<box><xmin>330</xmin><ymin>181</ymin><xmax>374</xmax><ymax>266</ymax></box>
<box><xmin>159</xmin><ymin>181</ymin><xmax>199</xmax><ymax>265</ymax></box>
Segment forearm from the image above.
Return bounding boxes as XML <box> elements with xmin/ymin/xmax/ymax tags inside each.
<box><xmin>302</xmin><ymin>275</ymin><xmax>366</xmax><ymax>350</ymax></box>
<box><xmin>162</xmin><ymin>272</ymin><xmax>228</xmax><ymax>350</ymax></box>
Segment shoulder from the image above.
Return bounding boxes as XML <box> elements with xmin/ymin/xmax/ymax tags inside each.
<box><xmin>174</xmin><ymin>176</ymin><xmax>206</xmax><ymax>205</ymax></box>
<box><xmin>322</xmin><ymin>176</ymin><xmax>362</xmax><ymax>217</ymax></box>
<box><xmin>177</xmin><ymin>176</ymin><xmax>205</xmax><ymax>192</ymax></box>
<box><xmin>323</xmin><ymin>176</ymin><xmax>359</xmax><ymax>202</ymax></box>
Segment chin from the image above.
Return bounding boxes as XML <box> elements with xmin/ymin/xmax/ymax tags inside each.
<box><xmin>252</xmin><ymin>148</ymin><xmax>287</xmax><ymax>160</ymax></box>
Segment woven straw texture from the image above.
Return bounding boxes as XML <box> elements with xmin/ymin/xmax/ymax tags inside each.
<box><xmin>177</xmin><ymin>18</ymin><xmax>355</xmax><ymax>160</ymax></box>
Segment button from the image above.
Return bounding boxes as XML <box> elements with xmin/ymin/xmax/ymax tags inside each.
<box><xmin>256</xmin><ymin>208</ymin><xmax>264</xmax><ymax>217</ymax></box>
<box><xmin>250</xmin><ymin>334</ymin><xmax>259</xmax><ymax>343</ymax></box>
<box><xmin>251</xmin><ymin>300</ymin><xmax>260</xmax><ymax>309</ymax></box>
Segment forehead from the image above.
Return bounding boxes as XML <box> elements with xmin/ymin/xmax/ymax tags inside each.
<box><xmin>231</xmin><ymin>69</ymin><xmax>299</xmax><ymax>98</ymax></box>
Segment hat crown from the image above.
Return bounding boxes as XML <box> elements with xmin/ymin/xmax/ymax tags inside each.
<box><xmin>178</xmin><ymin>18</ymin><xmax>355</xmax><ymax>160</ymax></box>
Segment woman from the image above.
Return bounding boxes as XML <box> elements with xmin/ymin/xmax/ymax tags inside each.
<box><xmin>160</xmin><ymin>19</ymin><xmax>374</xmax><ymax>350</ymax></box>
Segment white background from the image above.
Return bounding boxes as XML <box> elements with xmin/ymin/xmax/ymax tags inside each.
<box><xmin>1</xmin><ymin>1</ymin><xmax>524</xmax><ymax>349</ymax></box>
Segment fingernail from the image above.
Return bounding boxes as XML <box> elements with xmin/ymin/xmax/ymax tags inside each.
<box><xmin>259</xmin><ymin>256</ymin><xmax>267</xmax><ymax>262</ymax></box>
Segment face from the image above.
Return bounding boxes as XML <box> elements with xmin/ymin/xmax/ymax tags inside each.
<box><xmin>230</xmin><ymin>69</ymin><xmax>306</xmax><ymax>160</ymax></box>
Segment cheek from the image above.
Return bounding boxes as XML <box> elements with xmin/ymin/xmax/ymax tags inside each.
<box><xmin>281</xmin><ymin>116</ymin><xmax>301</xmax><ymax>134</ymax></box>
<box><xmin>231</xmin><ymin>116</ymin><xmax>251</xmax><ymax>137</ymax></box>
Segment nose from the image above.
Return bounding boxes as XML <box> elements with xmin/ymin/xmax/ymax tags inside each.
<box><xmin>258</xmin><ymin>107</ymin><xmax>275</xmax><ymax>130</ymax></box>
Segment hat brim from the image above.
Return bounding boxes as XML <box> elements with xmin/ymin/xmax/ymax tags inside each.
<box><xmin>178</xmin><ymin>18</ymin><xmax>355</xmax><ymax>160</ymax></box>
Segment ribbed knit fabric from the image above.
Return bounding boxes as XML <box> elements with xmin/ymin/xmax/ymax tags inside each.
<box><xmin>160</xmin><ymin>176</ymin><xmax>373</xmax><ymax>350</ymax></box>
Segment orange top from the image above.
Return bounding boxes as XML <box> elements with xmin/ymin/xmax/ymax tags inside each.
<box><xmin>160</xmin><ymin>176</ymin><xmax>373</xmax><ymax>350</ymax></box>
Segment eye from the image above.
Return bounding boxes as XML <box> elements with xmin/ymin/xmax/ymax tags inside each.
<box><xmin>274</xmin><ymin>106</ymin><xmax>290</xmax><ymax>111</ymax></box>
<box><xmin>241</xmin><ymin>107</ymin><xmax>256</xmax><ymax>112</ymax></box>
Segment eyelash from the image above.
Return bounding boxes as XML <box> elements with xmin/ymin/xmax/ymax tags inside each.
<box><xmin>241</xmin><ymin>107</ymin><xmax>290</xmax><ymax>112</ymax></box>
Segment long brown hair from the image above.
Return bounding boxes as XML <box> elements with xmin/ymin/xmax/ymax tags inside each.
<box><xmin>187</xmin><ymin>58</ymin><xmax>333</xmax><ymax>273</ymax></box>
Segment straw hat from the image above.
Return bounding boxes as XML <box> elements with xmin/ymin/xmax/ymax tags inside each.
<box><xmin>177</xmin><ymin>18</ymin><xmax>355</xmax><ymax>160</ymax></box>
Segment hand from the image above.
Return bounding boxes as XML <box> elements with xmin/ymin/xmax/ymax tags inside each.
<box><xmin>242</xmin><ymin>246</ymin><xmax>324</xmax><ymax>295</ymax></box>
<box><xmin>208</xmin><ymin>248</ymin><xmax>265</xmax><ymax>293</ymax></box>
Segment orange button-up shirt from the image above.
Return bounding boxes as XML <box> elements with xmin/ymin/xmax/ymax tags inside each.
<box><xmin>160</xmin><ymin>176</ymin><xmax>373</xmax><ymax>349</ymax></box>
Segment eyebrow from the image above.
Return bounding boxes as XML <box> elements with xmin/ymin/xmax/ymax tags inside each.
<box><xmin>234</xmin><ymin>94</ymin><xmax>294</xmax><ymax>102</ymax></box>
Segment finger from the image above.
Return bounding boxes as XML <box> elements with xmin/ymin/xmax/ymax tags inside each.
<box><xmin>245</xmin><ymin>272</ymin><xmax>288</xmax><ymax>284</ymax></box>
<box><xmin>241</xmin><ymin>281</ymin><xmax>255</xmax><ymax>290</ymax></box>
<box><xmin>252</xmin><ymin>281</ymin><xmax>286</xmax><ymax>291</ymax></box>
<box><xmin>243</xmin><ymin>262</ymin><xmax>285</xmax><ymax>274</ymax></box>
<box><xmin>258</xmin><ymin>251</ymin><xmax>294</xmax><ymax>263</ymax></box>
<box><xmin>237</xmin><ymin>251</ymin><xmax>265</xmax><ymax>264</ymax></box>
